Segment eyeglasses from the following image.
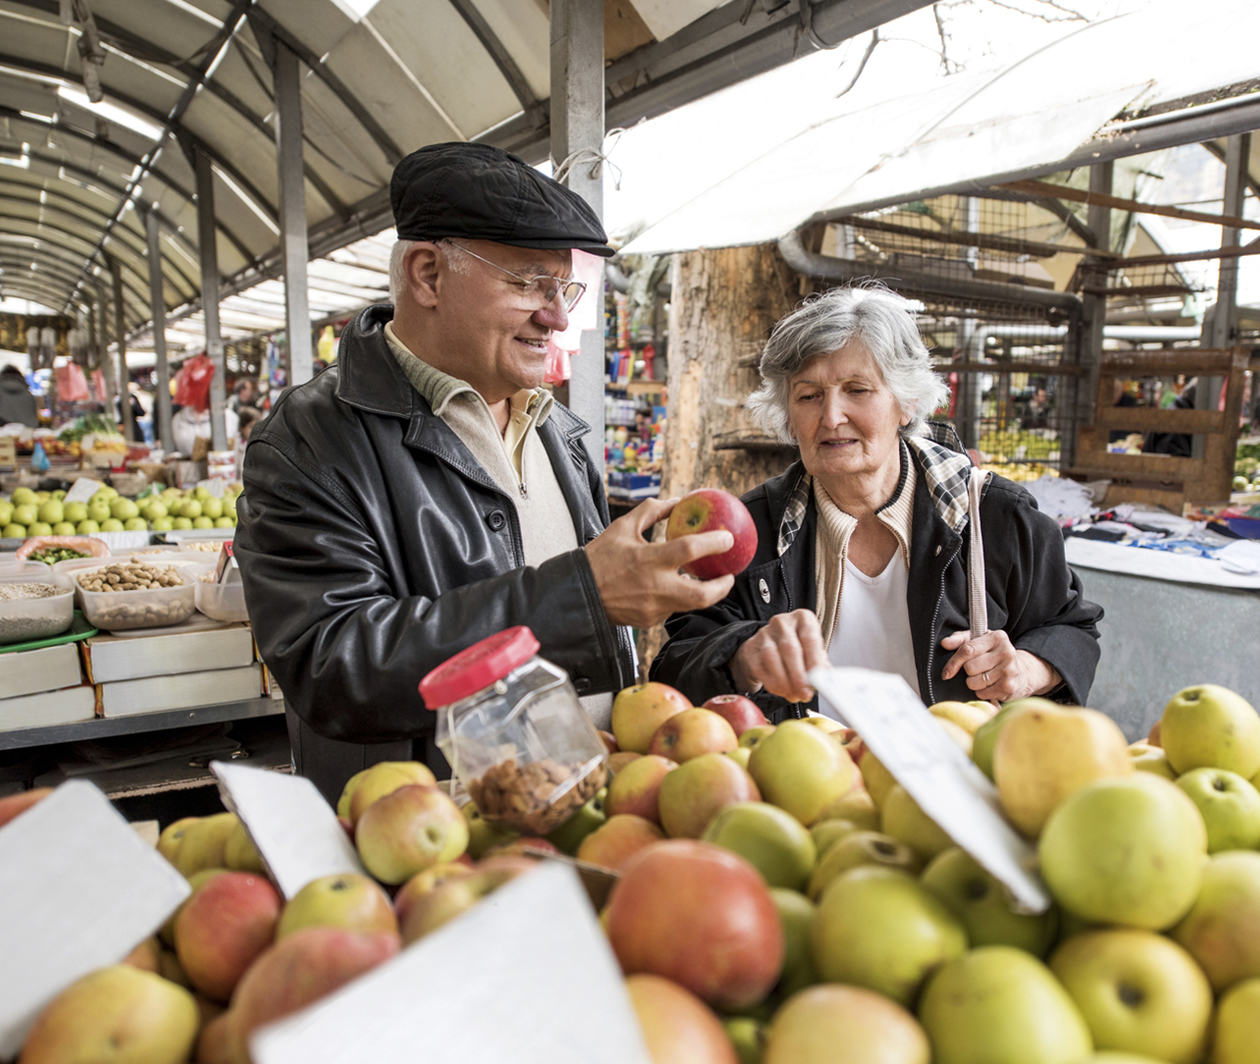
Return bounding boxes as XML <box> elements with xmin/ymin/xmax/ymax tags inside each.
<box><xmin>445</xmin><ymin>242</ymin><xmax>586</xmax><ymax>312</ymax></box>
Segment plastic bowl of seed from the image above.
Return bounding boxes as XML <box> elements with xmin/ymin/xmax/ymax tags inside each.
<box><xmin>0</xmin><ymin>569</ymin><xmax>75</xmax><ymax>645</ymax></box>
<box><xmin>73</xmin><ymin>558</ymin><xmax>213</xmax><ymax>632</ymax></box>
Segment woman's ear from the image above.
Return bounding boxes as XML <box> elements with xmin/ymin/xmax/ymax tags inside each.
<box><xmin>405</xmin><ymin>242</ymin><xmax>442</xmax><ymax>307</ymax></box>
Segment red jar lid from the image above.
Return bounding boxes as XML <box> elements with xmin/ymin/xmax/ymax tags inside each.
<box><xmin>418</xmin><ymin>626</ymin><xmax>541</xmax><ymax>708</ymax></box>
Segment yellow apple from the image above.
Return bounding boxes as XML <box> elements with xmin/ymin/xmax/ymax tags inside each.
<box><xmin>748</xmin><ymin>719</ymin><xmax>857</xmax><ymax>827</ymax></box>
<box><xmin>611</xmin><ymin>681</ymin><xmax>691</xmax><ymax>754</ymax></box>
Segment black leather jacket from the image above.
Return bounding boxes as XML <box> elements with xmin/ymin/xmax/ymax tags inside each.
<box><xmin>235</xmin><ymin>305</ymin><xmax>635</xmax><ymax>802</ymax></box>
<box><xmin>651</xmin><ymin>444</ymin><xmax>1102</xmax><ymax>720</ymax></box>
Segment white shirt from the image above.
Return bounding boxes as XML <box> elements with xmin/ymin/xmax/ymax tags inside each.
<box><xmin>827</xmin><ymin>553</ymin><xmax>921</xmax><ymax>698</ymax></box>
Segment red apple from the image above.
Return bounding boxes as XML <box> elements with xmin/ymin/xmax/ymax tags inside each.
<box><xmin>702</xmin><ymin>693</ymin><xmax>768</xmax><ymax>737</ymax></box>
<box><xmin>173</xmin><ymin>871</ymin><xmax>282</xmax><ymax>1003</ymax></box>
<box><xmin>393</xmin><ymin>862</ymin><xmax>478</xmax><ymax>924</ymax></box>
<box><xmin>648</xmin><ymin>707</ymin><xmax>738</xmax><ymax>762</ymax></box>
<box><xmin>224</xmin><ymin>927</ymin><xmax>400</xmax><ymax>1062</ymax></box>
<box><xmin>665</xmin><ymin>488</ymin><xmax>757</xmax><ymax>580</ymax></box>
<box><xmin>657</xmin><ymin>751</ymin><xmax>761</xmax><ymax>839</ymax></box>
<box><xmin>624</xmin><ymin>973</ymin><xmax>739</xmax><ymax>1064</ymax></box>
<box><xmin>577</xmin><ymin>814</ymin><xmax>666</xmax><ymax>873</ymax></box>
<box><xmin>606</xmin><ymin>839</ymin><xmax>783</xmax><ymax>1010</ymax></box>
<box><xmin>353</xmin><ymin>783</ymin><xmax>469</xmax><ymax>885</ymax></box>
<box><xmin>606</xmin><ymin>753</ymin><xmax>677</xmax><ymax>824</ymax></box>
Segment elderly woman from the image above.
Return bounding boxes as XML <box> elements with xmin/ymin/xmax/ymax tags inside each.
<box><xmin>650</xmin><ymin>285</ymin><xmax>1101</xmax><ymax>719</ymax></box>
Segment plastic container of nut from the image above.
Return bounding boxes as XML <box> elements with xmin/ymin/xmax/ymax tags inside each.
<box><xmin>0</xmin><ymin>570</ymin><xmax>75</xmax><ymax>645</ymax></box>
<box><xmin>418</xmin><ymin>626</ymin><xmax>608</xmax><ymax>835</ymax></box>
<box><xmin>72</xmin><ymin>558</ymin><xmax>214</xmax><ymax>632</ymax></box>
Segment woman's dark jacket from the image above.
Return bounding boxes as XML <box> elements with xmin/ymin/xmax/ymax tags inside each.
<box><xmin>650</xmin><ymin>436</ymin><xmax>1102</xmax><ymax>720</ymax></box>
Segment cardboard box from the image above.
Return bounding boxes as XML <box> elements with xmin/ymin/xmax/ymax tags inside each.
<box><xmin>84</xmin><ymin>625</ymin><xmax>254</xmax><ymax>684</ymax></box>
<box><xmin>0</xmin><ymin>685</ymin><xmax>96</xmax><ymax>732</ymax></box>
<box><xmin>96</xmin><ymin>663</ymin><xmax>264</xmax><ymax>718</ymax></box>
<box><xmin>0</xmin><ymin>643</ymin><xmax>84</xmax><ymax>701</ymax></box>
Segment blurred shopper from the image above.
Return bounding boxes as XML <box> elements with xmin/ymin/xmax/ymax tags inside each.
<box><xmin>0</xmin><ymin>364</ymin><xmax>38</xmax><ymax>427</ymax></box>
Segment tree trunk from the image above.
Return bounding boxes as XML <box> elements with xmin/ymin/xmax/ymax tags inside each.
<box><xmin>637</xmin><ymin>243</ymin><xmax>803</xmax><ymax>676</ymax></box>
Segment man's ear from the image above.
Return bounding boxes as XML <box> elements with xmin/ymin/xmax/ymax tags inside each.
<box><xmin>405</xmin><ymin>242</ymin><xmax>443</xmax><ymax>307</ymax></box>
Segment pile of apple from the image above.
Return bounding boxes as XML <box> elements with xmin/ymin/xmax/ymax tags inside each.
<box><xmin>0</xmin><ymin>483</ymin><xmax>242</xmax><ymax>539</ymax></box>
<box><xmin>8</xmin><ymin>679</ymin><xmax>1260</xmax><ymax>1064</ymax></box>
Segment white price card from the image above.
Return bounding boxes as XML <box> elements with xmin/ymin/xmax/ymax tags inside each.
<box><xmin>211</xmin><ymin>760</ymin><xmax>366</xmax><ymax>900</ymax></box>
<box><xmin>809</xmin><ymin>666</ymin><xmax>1051</xmax><ymax>914</ymax></box>
<box><xmin>0</xmin><ymin>781</ymin><xmax>191</xmax><ymax>1058</ymax></box>
<box><xmin>62</xmin><ymin>476</ymin><xmax>106</xmax><ymax>505</ymax></box>
<box><xmin>252</xmin><ymin>861</ymin><xmax>651</xmax><ymax>1064</ymax></box>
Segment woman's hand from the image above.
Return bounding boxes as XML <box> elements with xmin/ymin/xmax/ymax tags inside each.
<box><xmin>730</xmin><ymin>609</ymin><xmax>827</xmax><ymax>704</ymax></box>
<box><xmin>940</xmin><ymin>629</ymin><xmax>1061</xmax><ymax>702</ymax></box>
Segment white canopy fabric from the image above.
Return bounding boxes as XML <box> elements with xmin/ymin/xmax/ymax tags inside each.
<box><xmin>612</xmin><ymin>0</ymin><xmax>1260</xmax><ymax>256</ymax></box>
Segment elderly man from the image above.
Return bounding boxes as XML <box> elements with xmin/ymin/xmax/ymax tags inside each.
<box><xmin>235</xmin><ymin>142</ymin><xmax>733</xmax><ymax>803</ymax></box>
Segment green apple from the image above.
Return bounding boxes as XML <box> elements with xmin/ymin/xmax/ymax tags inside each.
<box><xmin>151</xmin><ymin>516</ymin><xmax>175</xmax><ymax>531</ymax></box>
<box><xmin>62</xmin><ymin>500</ymin><xmax>88</xmax><ymax>523</ymax></box>
<box><xmin>1160</xmin><ymin>684</ymin><xmax>1260</xmax><ymax>778</ymax></box>
<box><xmin>1175</xmin><ymin>767</ymin><xmax>1260</xmax><ymax>852</ymax></box>
<box><xmin>461</xmin><ymin>801</ymin><xmax>518</xmax><ymax>859</ymax></box>
<box><xmin>99</xmin><ymin>518</ymin><xmax>125</xmax><ymax>532</ymax></box>
<box><xmin>34</xmin><ymin>490</ymin><xmax>49</xmax><ymax>504</ymax></box>
<box><xmin>37</xmin><ymin>499</ymin><xmax>64</xmax><ymax>525</ymax></box>
<box><xmin>971</xmin><ymin>698</ymin><xmax>1052</xmax><ymax>781</ymax></box>
<box><xmin>1127</xmin><ymin>742</ymin><xmax>1176</xmax><ymax>780</ymax></box>
<box><xmin>807</xmin><ymin>830</ymin><xmax>920</xmax><ymax>902</ymax></box>
<box><xmin>193</xmin><ymin>485</ymin><xmax>211</xmax><ymax>502</ymax></box>
<box><xmin>222</xmin><ymin>495</ymin><xmax>237</xmax><ymax>517</ymax></box>
<box><xmin>1213</xmin><ymin>978</ymin><xmax>1260</xmax><ymax>1064</ymax></box>
<box><xmin>109</xmin><ymin>497</ymin><xmax>140</xmax><ymax>521</ymax></box>
<box><xmin>763</xmin><ymin>984</ymin><xmax>929</xmax><ymax>1064</ymax></box>
<box><xmin>171</xmin><ymin>516</ymin><xmax>193</xmax><ymax>530</ymax></box>
<box><xmin>918</xmin><ymin>946</ymin><xmax>1093</xmax><ymax>1064</ymax></box>
<box><xmin>810</xmin><ymin>865</ymin><xmax>966</xmax><ymax>1006</ymax></box>
<box><xmin>701</xmin><ymin>801</ymin><xmax>815</xmax><ymax>890</ymax></box>
<box><xmin>201</xmin><ymin>497</ymin><xmax>223</xmax><ymax>520</ymax></box>
<box><xmin>545</xmin><ymin>787</ymin><xmax>607</xmax><ymax>855</ymax></box>
<box><xmin>1038</xmin><ymin>774</ymin><xmax>1207</xmax><ymax>930</ymax></box>
<box><xmin>816</xmin><ymin>786</ymin><xmax>881</xmax><ymax>830</ymax></box>
<box><xmin>75</xmin><ymin>519</ymin><xmax>101</xmax><ymax>535</ymax></box>
<box><xmin>921</xmin><ymin>847</ymin><xmax>1057</xmax><ymax>956</ymax></box>
<box><xmin>1170</xmin><ymin>850</ymin><xmax>1260</xmax><ymax>992</ymax></box>
<box><xmin>87</xmin><ymin>498</ymin><xmax>111</xmax><ymax>523</ymax></box>
<box><xmin>809</xmin><ymin>817</ymin><xmax>864</xmax><ymax>859</ymax></box>
<box><xmin>881</xmin><ymin>783</ymin><xmax>954</xmax><ymax>861</ymax></box>
<box><xmin>143</xmin><ymin>500</ymin><xmax>168</xmax><ymax>521</ymax></box>
<box><xmin>10</xmin><ymin>486</ymin><xmax>36</xmax><ymax>505</ymax></box>
<box><xmin>722</xmin><ymin>1015</ymin><xmax>766</xmax><ymax>1064</ymax></box>
<box><xmin>0</xmin><ymin>500</ymin><xmax>12</xmax><ymax>524</ymax></box>
<box><xmin>2</xmin><ymin>523</ymin><xmax>27</xmax><ymax>538</ymax></box>
<box><xmin>276</xmin><ymin>873</ymin><xmax>398</xmax><ymax>938</ymax></box>
<box><xmin>51</xmin><ymin>522</ymin><xmax>77</xmax><ymax>535</ymax></box>
<box><xmin>27</xmin><ymin>521</ymin><xmax>52</xmax><ymax>536</ymax></box>
<box><xmin>192</xmin><ymin>516</ymin><xmax>215</xmax><ymax>529</ymax></box>
<box><xmin>214</xmin><ymin>515</ymin><xmax>236</xmax><ymax>528</ymax></box>
<box><xmin>181</xmin><ymin>499</ymin><xmax>203</xmax><ymax>520</ymax></box>
<box><xmin>12</xmin><ymin>503</ymin><xmax>37</xmax><ymax>526</ymax></box>
<box><xmin>768</xmin><ymin>886</ymin><xmax>818</xmax><ymax>1000</ymax></box>
<box><xmin>1049</xmin><ymin>929</ymin><xmax>1212</xmax><ymax>1064</ymax></box>
<box><xmin>124</xmin><ymin>516</ymin><xmax>149</xmax><ymax>531</ymax></box>
<box><xmin>747</xmin><ymin>719</ymin><xmax>857</xmax><ymax>827</ymax></box>
<box><xmin>353</xmin><ymin>784</ymin><xmax>469</xmax><ymax>885</ymax></box>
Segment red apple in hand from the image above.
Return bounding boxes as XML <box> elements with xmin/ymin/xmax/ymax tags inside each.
<box><xmin>665</xmin><ymin>489</ymin><xmax>757</xmax><ymax>580</ymax></box>
<box><xmin>702</xmin><ymin>693</ymin><xmax>768</xmax><ymax>737</ymax></box>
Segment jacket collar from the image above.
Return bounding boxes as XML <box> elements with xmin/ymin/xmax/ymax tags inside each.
<box><xmin>774</xmin><ymin>430</ymin><xmax>975</xmax><ymax>557</ymax></box>
<box><xmin>334</xmin><ymin>303</ymin><xmax>590</xmax><ymax>444</ymax></box>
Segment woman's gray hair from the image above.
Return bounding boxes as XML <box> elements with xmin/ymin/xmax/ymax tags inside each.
<box><xmin>388</xmin><ymin>238</ymin><xmax>469</xmax><ymax>303</ymax></box>
<box><xmin>747</xmin><ymin>283</ymin><xmax>949</xmax><ymax>441</ymax></box>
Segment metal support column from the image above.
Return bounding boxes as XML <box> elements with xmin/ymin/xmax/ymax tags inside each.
<box><xmin>1206</xmin><ymin>133</ymin><xmax>1248</xmax><ymax>349</ymax></box>
<box><xmin>272</xmin><ymin>40</ymin><xmax>313</xmax><ymax>388</ymax></box>
<box><xmin>108</xmin><ymin>256</ymin><xmax>142</xmax><ymax>445</ymax></box>
<box><xmin>1075</xmin><ymin>161</ymin><xmax>1112</xmax><ymax>466</ymax></box>
<box><xmin>550</xmin><ymin>0</ymin><xmax>606</xmax><ymax>472</ymax></box>
<box><xmin>195</xmin><ymin>147</ymin><xmax>228</xmax><ymax>451</ymax></box>
<box><xmin>144</xmin><ymin>210</ymin><xmax>173</xmax><ymax>450</ymax></box>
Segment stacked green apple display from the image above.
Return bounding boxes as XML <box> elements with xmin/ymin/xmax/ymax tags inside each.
<box><xmin>9</xmin><ymin>681</ymin><xmax>1260</xmax><ymax>1063</ymax></box>
<box><xmin>0</xmin><ymin>483</ymin><xmax>242</xmax><ymax>538</ymax></box>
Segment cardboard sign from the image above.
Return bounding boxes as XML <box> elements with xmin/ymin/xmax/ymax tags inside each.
<box><xmin>211</xmin><ymin>761</ymin><xmax>366</xmax><ymax>900</ymax></box>
<box><xmin>62</xmin><ymin>476</ymin><xmax>106</xmax><ymax>504</ymax></box>
<box><xmin>0</xmin><ymin>781</ymin><xmax>191</xmax><ymax>1058</ymax></box>
<box><xmin>809</xmin><ymin>666</ymin><xmax>1051</xmax><ymax>914</ymax></box>
<box><xmin>251</xmin><ymin>861</ymin><xmax>651</xmax><ymax>1064</ymax></box>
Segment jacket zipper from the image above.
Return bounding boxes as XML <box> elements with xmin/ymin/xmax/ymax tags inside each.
<box><xmin>924</xmin><ymin>542</ymin><xmax>962</xmax><ymax>705</ymax></box>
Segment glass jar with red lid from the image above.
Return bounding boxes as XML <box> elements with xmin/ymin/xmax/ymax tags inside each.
<box><xmin>419</xmin><ymin>626</ymin><xmax>607</xmax><ymax>834</ymax></box>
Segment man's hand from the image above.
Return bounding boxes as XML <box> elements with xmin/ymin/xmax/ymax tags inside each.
<box><xmin>730</xmin><ymin>609</ymin><xmax>827</xmax><ymax>704</ymax></box>
<box><xmin>940</xmin><ymin>629</ymin><xmax>1061</xmax><ymax>702</ymax></box>
<box><xmin>586</xmin><ymin>497</ymin><xmax>736</xmax><ymax>629</ymax></box>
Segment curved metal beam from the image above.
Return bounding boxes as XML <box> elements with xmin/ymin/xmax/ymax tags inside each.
<box><xmin>0</xmin><ymin>246</ymin><xmax>150</xmax><ymax>309</ymax></box>
<box><xmin>0</xmin><ymin>186</ymin><xmax>198</xmax><ymax>296</ymax></box>
<box><xmin>0</xmin><ymin>280</ymin><xmax>83</xmax><ymax>312</ymax></box>
<box><xmin>445</xmin><ymin>0</ymin><xmax>542</xmax><ymax>121</ymax></box>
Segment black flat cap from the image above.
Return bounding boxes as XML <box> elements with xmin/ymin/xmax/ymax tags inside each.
<box><xmin>390</xmin><ymin>142</ymin><xmax>613</xmax><ymax>257</ymax></box>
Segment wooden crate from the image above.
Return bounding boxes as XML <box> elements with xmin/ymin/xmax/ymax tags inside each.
<box><xmin>1068</xmin><ymin>347</ymin><xmax>1248</xmax><ymax>510</ymax></box>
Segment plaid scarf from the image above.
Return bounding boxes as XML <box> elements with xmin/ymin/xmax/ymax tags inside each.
<box><xmin>776</xmin><ymin>423</ymin><xmax>977</xmax><ymax>557</ymax></box>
